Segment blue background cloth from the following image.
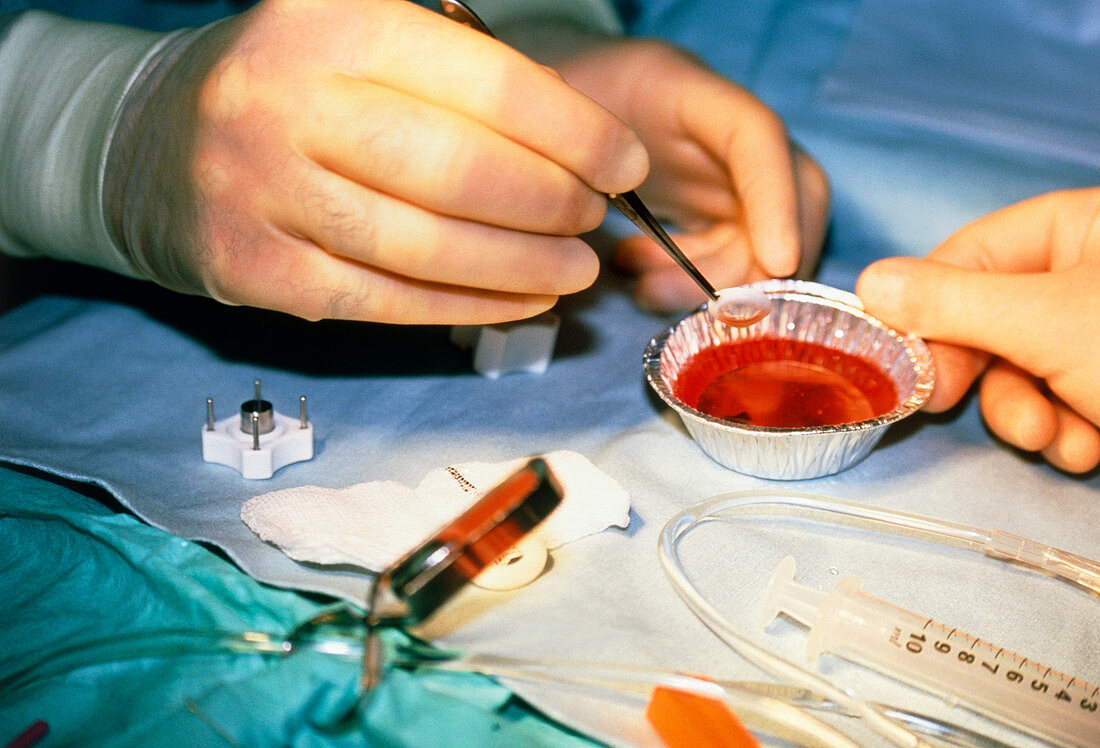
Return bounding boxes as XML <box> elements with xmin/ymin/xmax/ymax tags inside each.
<box><xmin>624</xmin><ymin>0</ymin><xmax>1100</xmax><ymax>270</ymax></box>
<box><xmin>2</xmin><ymin>1</ymin><xmax>1099</xmax><ymax>745</ymax></box>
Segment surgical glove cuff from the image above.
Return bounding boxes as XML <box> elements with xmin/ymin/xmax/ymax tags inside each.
<box><xmin>0</xmin><ymin>12</ymin><xmax>185</xmax><ymax>279</ymax></box>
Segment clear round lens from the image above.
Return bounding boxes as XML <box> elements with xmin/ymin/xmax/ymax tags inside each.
<box><xmin>708</xmin><ymin>286</ymin><xmax>771</xmax><ymax>327</ymax></box>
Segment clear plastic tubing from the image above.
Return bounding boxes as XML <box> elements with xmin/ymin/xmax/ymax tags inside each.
<box><xmin>761</xmin><ymin>557</ymin><xmax>1100</xmax><ymax>747</ymax></box>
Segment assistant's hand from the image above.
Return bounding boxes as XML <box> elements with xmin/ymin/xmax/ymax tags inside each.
<box><xmin>857</xmin><ymin>188</ymin><xmax>1100</xmax><ymax>473</ymax></box>
<box><xmin>549</xmin><ymin>38</ymin><xmax>830</xmax><ymax>313</ymax></box>
<box><xmin>105</xmin><ymin>0</ymin><xmax>650</xmax><ymax>324</ymax></box>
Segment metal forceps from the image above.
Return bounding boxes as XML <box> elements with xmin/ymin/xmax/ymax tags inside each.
<box><xmin>439</xmin><ymin>0</ymin><xmax>720</xmax><ymax>302</ymax></box>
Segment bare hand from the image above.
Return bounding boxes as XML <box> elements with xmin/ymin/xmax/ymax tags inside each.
<box><xmin>857</xmin><ymin>188</ymin><xmax>1100</xmax><ymax>472</ymax></box>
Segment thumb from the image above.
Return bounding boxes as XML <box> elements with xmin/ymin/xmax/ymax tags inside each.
<box><xmin>856</xmin><ymin>256</ymin><xmax>1069</xmax><ymax>378</ymax></box>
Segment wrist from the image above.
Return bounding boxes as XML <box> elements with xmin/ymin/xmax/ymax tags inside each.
<box><xmin>0</xmin><ymin>12</ymin><xmax>172</xmax><ymax>278</ymax></box>
<box><xmin>103</xmin><ymin>22</ymin><xmax>213</xmax><ymax>292</ymax></box>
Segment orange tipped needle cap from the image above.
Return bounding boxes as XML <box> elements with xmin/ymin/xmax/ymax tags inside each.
<box><xmin>646</xmin><ymin>686</ymin><xmax>760</xmax><ymax>748</ymax></box>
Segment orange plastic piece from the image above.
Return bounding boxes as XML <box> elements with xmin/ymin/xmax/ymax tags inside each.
<box><xmin>646</xmin><ymin>685</ymin><xmax>761</xmax><ymax>748</ymax></box>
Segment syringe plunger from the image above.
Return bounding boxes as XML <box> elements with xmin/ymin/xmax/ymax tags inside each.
<box><xmin>758</xmin><ymin>555</ymin><xmax>825</xmax><ymax>630</ymax></box>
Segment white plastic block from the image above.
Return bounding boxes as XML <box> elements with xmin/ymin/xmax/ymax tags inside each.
<box><xmin>202</xmin><ymin>412</ymin><xmax>314</xmax><ymax>480</ymax></box>
<box><xmin>450</xmin><ymin>312</ymin><xmax>560</xmax><ymax>379</ymax></box>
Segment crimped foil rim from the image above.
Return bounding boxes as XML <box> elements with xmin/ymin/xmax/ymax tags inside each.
<box><xmin>643</xmin><ymin>279</ymin><xmax>936</xmax><ymax>436</ymax></box>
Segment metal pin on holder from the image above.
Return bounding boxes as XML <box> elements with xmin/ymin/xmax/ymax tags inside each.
<box><xmin>200</xmin><ymin>379</ymin><xmax>315</xmax><ymax>479</ymax></box>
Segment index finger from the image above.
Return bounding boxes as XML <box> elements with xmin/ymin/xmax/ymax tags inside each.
<box><xmin>345</xmin><ymin>0</ymin><xmax>650</xmax><ymax>193</ymax></box>
<box><xmin>678</xmin><ymin>79</ymin><xmax>801</xmax><ymax>278</ymax></box>
<box><xmin>857</xmin><ymin>257</ymin><xmax>1090</xmax><ymax>381</ymax></box>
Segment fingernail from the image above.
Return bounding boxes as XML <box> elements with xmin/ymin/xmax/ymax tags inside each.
<box><xmin>856</xmin><ymin>259</ymin><xmax>909</xmax><ymax>319</ymax></box>
<box><xmin>598</xmin><ymin>132</ymin><xmax>649</xmax><ymax>193</ymax></box>
<box><xmin>769</xmin><ymin>242</ymin><xmax>801</xmax><ymax>278</ymax></box>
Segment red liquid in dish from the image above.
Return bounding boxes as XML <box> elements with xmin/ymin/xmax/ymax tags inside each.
<box><xmin>674</xmin><ymin>338</ymin><xmax>897</xmax><ymax>428</ymax></box>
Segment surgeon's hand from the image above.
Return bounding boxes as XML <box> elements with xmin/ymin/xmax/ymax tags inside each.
<box><xmin>547</xmin><ymin>37</ymin><xmax>830</xmax><ymax>313</ymax></box>
<box><xmin>856</xmin><ymin>187</ymin><xmax>1100</xmax><ymax>473</ymax></box>
<box><xmin>105</xmin><ymin>0</ymin><xmax>650</xmax><ymax>324</ymax></box>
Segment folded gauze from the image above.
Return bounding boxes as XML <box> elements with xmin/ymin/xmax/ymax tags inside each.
<box><xmin>240</xmin><ymin>451</ymin><xmax>631</xmax><ymax>573</ymax></box>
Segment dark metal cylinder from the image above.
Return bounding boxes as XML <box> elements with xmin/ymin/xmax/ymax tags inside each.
<box><xmin>239</xmin><ymin>399</ymin><xmax>275</xmax><ymax>434</ymax></box>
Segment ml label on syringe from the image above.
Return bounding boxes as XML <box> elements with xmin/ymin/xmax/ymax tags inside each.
<box><xmin>762</xmin><ymin>556</ymin><xmax>1100</xmax><ymax>747</ymax></box>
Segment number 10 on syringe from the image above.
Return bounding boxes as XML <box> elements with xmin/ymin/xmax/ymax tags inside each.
<box><xmin>762</xmin><ymin>557</ymin><xmax>1100</xmax><ymax>746</ymax></box>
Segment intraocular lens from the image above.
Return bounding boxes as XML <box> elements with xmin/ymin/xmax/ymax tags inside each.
<box><xmin>708</xmin><ymin>287</ymin><xmax>771</xmax><ymax>327</ymax></box>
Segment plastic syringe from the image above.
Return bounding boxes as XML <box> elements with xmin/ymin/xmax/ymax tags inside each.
<box><xmin>760</xmin><ymin>557</ymin><xmax>1100</xmax><ymax>747</ymax></box>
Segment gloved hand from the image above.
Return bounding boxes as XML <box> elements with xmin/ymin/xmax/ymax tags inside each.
<box><xmin>543</xmin><ymin>34</ymin><xmax>831</xmax><ymax>313</ymax></box>
<box><xmin>105</xmin><ymin>0</ymin><xmax>650</xmax><ymax>324</ymax></box>
<box><xmin>857</xmin><ymin>187</ymin><xmax>1100</xmax><ymax>473</ymax></box>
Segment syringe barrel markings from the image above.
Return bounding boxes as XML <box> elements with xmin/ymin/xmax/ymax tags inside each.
<box><xmin>764</xmin><ymin>557</ymin><xmax>1099</xmax><ymax>747</ymax></box>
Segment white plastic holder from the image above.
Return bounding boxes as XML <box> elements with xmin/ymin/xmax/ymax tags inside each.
<box><xmin>202</xmin><ymin>412</ymin><xmax>314</xmax><ymax>480</ymax></box>
<box><xmin>450</xmin><ymin>311</ymin><xmax>560</xmax><ymax>379</ymax></box>
<box><xmin>472</xmin><ymin>536</ymin><xmax>549</xmax><ymax>590</ymax></box>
